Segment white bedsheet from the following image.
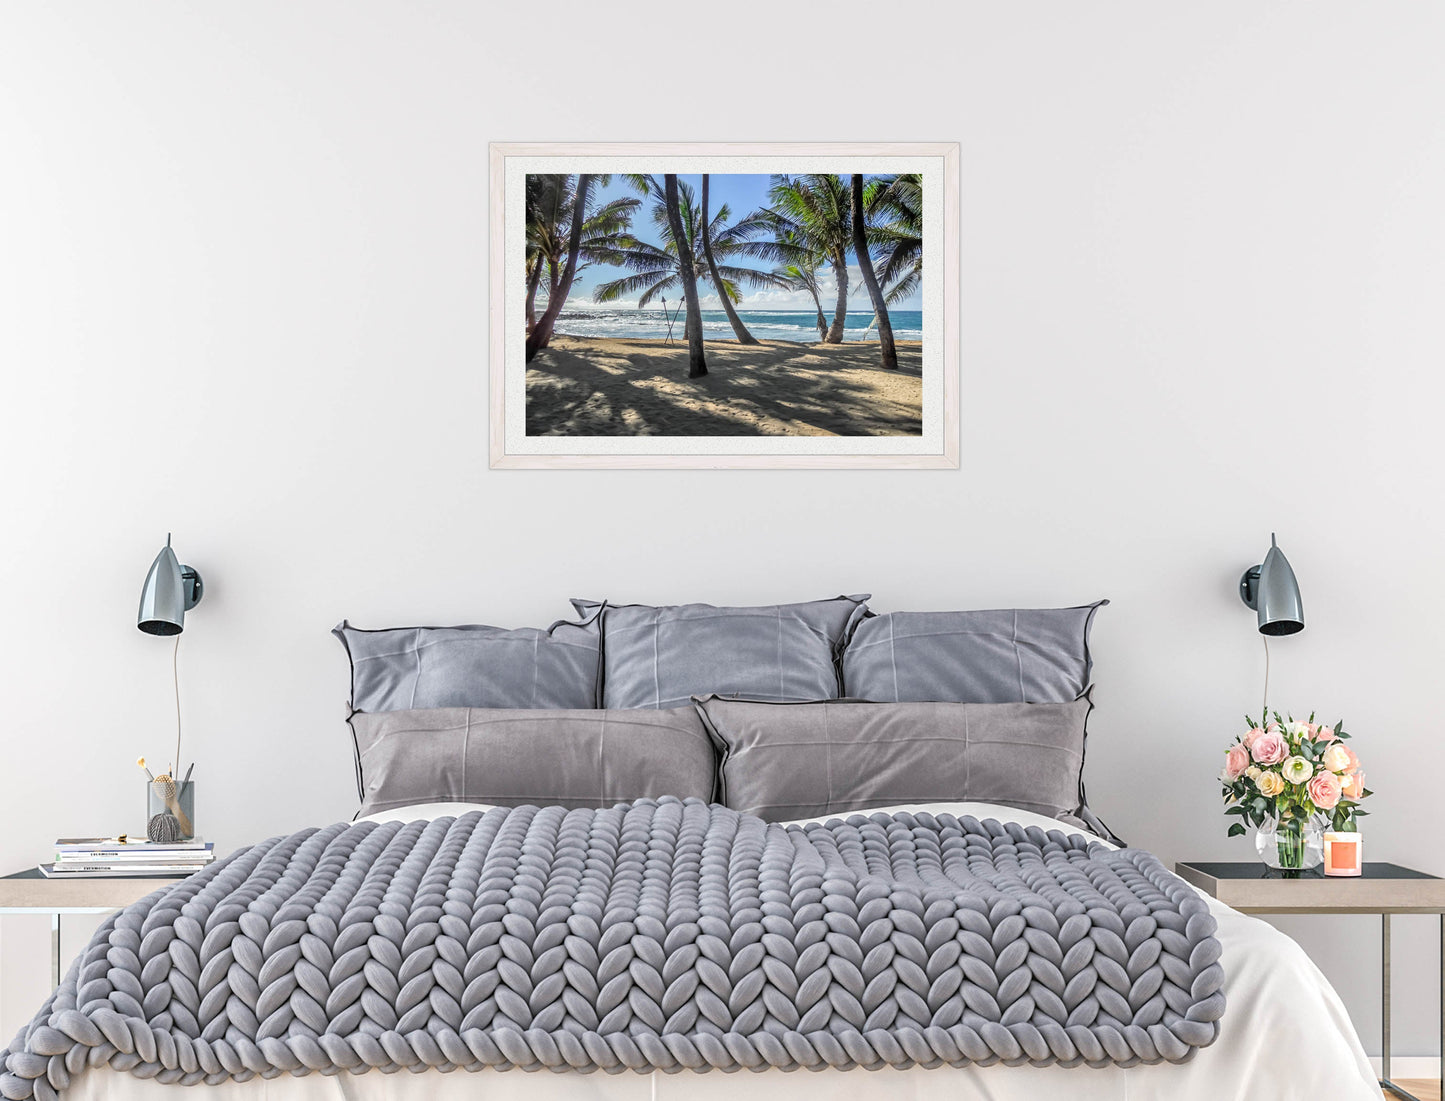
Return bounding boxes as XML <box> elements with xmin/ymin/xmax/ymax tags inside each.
<box><xmin>66</xmin><ymin>802</ymin><xmax>1383</xmax><ymax>1101</ymax></box>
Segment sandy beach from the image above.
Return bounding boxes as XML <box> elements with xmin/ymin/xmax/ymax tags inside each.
<box><xmin>526</xmin><ymin>337</ymin><xmax>923</xmax><ymax>437</ymax></box>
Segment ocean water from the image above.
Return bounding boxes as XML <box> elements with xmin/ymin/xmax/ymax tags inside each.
<box><xmin>553</xmin><ymin>308</ymin><xmax>923</xmax><ymax>343</ymax></box>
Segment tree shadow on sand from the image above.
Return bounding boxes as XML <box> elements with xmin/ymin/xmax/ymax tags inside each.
<box><xmin>526</xmin><ymin>340</ymin><xmax>924</xmax><ymax>437</ymax></box>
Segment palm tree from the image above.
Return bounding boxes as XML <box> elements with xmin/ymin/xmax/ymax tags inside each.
<box><xmin>525</xmin><ymin>173</ymin><xmax>590</xmax><ymax>362</ymax></box>
<box><xmin>701</xmin><ymin>175</ymin><xmax>759</xmax><ymax>344</ymax></box>
<box><xmin>523</xmin><ymin>174</ymin><xmax>559</xmax><ymax>334</ymax></box>
<box><xmin>868</xmin><ymin>173</ymin><xmax>922</xmax><ymax>305</ymax></box>
<box><xmin>773</xmin><ymin>262</ymin><xmax>828</xmax><ymax>340</ymax></box>
<box><xmin>525</xmin><ymin>175</ymin><xmax>638</xmax><ymax>334</ymax></box>
<box><xmin>663</xmin><ymin>174</ymin><xmax>706</xmax><ymax>378</ymax></box>
<box><xmin>763</xmin><ymin>175</ymin><xmax>853</xmax><ymax>343</ymax></box>
<box><xmin>851</xmin><ymin>174</ymin><xmax>897</xmax><ymax>370</ymax></box>
<box><xmin>593</xmin><ymin>177</ymin><xmax>787</xmax><ymax>337</ymax></box>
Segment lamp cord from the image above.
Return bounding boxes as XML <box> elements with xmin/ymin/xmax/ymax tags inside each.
<box><xmin>172</xmin><ymin>634</ymin><xmax>182</xmax><ymax>779</ymax></box>
<box><xmin>1260</xmin><ymin>627</ymin><xmax>1271</xmax><ymax>719</ymax></box>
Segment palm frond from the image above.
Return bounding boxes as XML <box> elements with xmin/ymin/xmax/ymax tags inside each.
<box><xmin>592</xmin><ymin>269</ymin><xmax>676</xmax><ymax>303</ymax></box>
<box><xmin>882</xmin><ymin>268</ymin><xmax>921</xmax><ymax>305</ymax></box>
<box><xmin>714</xmin><ymin>264</ymin><xmax>791</xmax><ymax>291</ymax></box>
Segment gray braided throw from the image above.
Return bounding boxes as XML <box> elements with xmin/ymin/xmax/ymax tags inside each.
<box><xmin>0</xmin><ymin>799</ymin><xmax>1223</xmax><ymax>1098</ymax></box>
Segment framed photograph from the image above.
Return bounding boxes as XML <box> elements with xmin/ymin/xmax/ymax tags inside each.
<box><xmin>490</xmin><ymin>142</ymin><xmax>959</xmax><ymax>469</ymax></box>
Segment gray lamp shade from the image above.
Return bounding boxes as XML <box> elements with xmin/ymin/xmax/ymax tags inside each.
<box><xmin>1239</xmin><ymin>534</ymin><xmax>1304</xmax><ymax>636</ymax></box>
<box><xmin>138</xmin><ymin>536</ymin><xmax>203</xmax><ymax>636</ymax></box>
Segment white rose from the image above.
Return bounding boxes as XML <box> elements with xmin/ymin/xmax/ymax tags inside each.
<box><xmin>1245</xmin><ymin>766</ymin><xmax>1262</xmax><ymax>781</ymax></box>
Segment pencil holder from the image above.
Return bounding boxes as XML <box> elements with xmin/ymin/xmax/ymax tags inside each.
<box><xmin>147</xmin><ymin>780</ymin><xmax>196</xmax><ymax>842</ymax></box>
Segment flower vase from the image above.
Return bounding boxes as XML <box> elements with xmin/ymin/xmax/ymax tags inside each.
<box><xmin>1254</xmin><ymin>816</ymin><xmax>1323</xmax><ymax>872</ymax></box>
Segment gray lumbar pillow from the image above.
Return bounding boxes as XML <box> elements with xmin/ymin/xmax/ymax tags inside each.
<box><xmin>694</xmin><ymin>693</ymin><xmax>1097</xmax><ymax>828</ymax></box>
<box><xmin>334</xmin><ymin>603</ymin><xmax>603</xmax><ymax>712</ymax></box>
<box><xmin>349</xmin><ymin>706</ymin><xmax>716</xmax><ymax>817</ymax></box>
<box><xmin>580</xmin><ymin>595</ymin><xmax>870</xmax><ymax>710</ymax></box>
<box><xmin>841</xmin><ymin>601</ymin><xmax>1107</xmax><ymax>704</ymax></box>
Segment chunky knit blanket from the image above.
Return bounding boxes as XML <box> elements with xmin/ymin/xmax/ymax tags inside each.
<box><xmin>0</xmin><ymin>800</ymin><xmax>1223</xmax><ymax>1098</ymax></box>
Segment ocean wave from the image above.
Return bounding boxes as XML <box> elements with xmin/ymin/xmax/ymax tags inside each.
<box><xmin>552</xmin><ymin>308</ymin><xmax>922</xmax><ymax>343</ymax></box>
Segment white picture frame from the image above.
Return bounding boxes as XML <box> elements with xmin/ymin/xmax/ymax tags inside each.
<box><xmin>490</xmin><ymin>142</ymin><xmax>959</xmax><ymax>469</ymax></box>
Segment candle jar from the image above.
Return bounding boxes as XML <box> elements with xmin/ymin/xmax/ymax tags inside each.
<box><xmin>1323</xmin><ymin>831</ymin><xmax>1362</xmax><ymax>877</ymax></box>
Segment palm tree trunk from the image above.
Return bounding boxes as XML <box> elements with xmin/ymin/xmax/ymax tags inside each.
<box><xmin>850</xmin><ymin>174</ymin><xmax>898</xmax><ymax>369</ymax></box>
<box><xmin>701</xmin><ymin>175</ymin><xmax>759</xmax><ymax>345</ymax></box>
<box><xmin>809</xmin><ymin>291</ymin><xmax>827</xmax><ymax>340</ymax></box>
<box><xmin>525</xmin><ymin>174</ymin><xmax>591</xmax><ymax>363</ymax></box>
<box><xmin>524</xmin><ymin>260</ymin><xmax>543</xmax><ymax>334</ymax></box>
<box><xmin>665</xmin><ymin>174</ymin><xmax>707</xmax><ymax>378</ymax></box>
<box><xmin>825</xmin><ymin>247</ymin><xmax>848</xmax><ymax>343</ymax></box>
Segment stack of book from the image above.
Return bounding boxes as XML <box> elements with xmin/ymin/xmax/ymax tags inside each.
<box><xmin>39</xmin><ymin>837</ymin><xmax>215</xmax><ymax>878</ymax></box>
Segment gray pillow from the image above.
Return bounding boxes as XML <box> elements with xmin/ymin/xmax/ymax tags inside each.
<box><xmin>349</xmin><ymin>706</ymin><xmax>717</xmax><ymax>817</ymax></box>
<box><xmin>334</xmin><ymin>604</ymin><xmax>603</xmax><ymax>712</ymax></box>
<box><xmin>580</xmin><ymin>595</ymin><xmax>870</xmax><ymax>710</ymax></box>
<box><xmin>694</xmin><ymin>693</ymin><xmax>1098</xmax><ymax>829</ymax></box>
<box><xmin>841</xmin><ymin>602</ymin><xmax>1107</xmax><ymax>704</ymax></box>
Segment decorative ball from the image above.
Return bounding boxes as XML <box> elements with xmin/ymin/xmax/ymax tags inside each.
<box><xmin>147</xmin><ymin>813</ymin><xmax>181</xmax><ymax>844</ymax></box>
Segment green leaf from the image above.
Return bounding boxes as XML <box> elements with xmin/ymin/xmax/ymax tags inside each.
<box><xmin>1227</xmin><ymin>823</ymin><xmax>1247</xmax><ymax>837</ymax></box>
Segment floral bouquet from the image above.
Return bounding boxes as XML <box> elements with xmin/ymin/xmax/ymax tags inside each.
<box><xmin>1220</xmin><ymin>713</ymin><xmax>1372</xmax><ymax>869</ymax></box>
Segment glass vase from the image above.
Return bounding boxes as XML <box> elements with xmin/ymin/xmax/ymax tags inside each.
<box><xmin>1254</xmin><ymin>815</ymin><xmax>1323</xmax><ymax>872</ymax></box>
<box><xmin>147</xmin><ymin>780</ymin><xmax>196</xmax><ymax>842</ymax></box>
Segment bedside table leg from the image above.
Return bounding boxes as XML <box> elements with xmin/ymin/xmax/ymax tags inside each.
<box><xmin>50</xmin><ymin>912</ymin><xmax>59</xmax><ymax>990</ymax></box>
<box><xmin>1383</xmin><ymin>913</ymin><xmax>1392</xmax><ymax>1085</ymax></box>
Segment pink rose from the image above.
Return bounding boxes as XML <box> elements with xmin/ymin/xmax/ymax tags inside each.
<box><xmin>1342</xmin><ymin>770</ymin><xmax>1365</xmax><ymax>800</ymax></box>
<box><xmin>1221</xmin><ymin>744</ymin><xmax>1250</xmax><ymax>781</ymax></box>
<box><xmin>1243</xmin><ymin>727</ymin><xmax>1267</xmax><ymax>749</ymax></box>
<box><xmin>1250</xmin><ymin>729</ymin><xmax>1288</xmax><ymax>766</ymax></box>
<box><xmin>1307</xmin><ymin>771</ymin><xmax>1343</xmax><ymax>811</ymax></box>
<box><xmin>1314</xmin><ymin>724</ymin><xmax>1338</xmax><ymax>744</ymax></box>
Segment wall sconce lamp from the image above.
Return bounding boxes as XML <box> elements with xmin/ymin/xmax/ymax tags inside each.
<box><xmin>1239</xmin><ymin>533</ymin><xmax>1304</xmax><ymax>636</ymax></box>
<box><xmin>138</xmin><ymin>534</ymin><xmax>204</xmax><ymax>635</ymax></box>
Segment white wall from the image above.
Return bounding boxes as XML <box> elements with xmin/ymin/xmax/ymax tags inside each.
<box><xmin>2</xmin><ymin>0</ymin><xmax>1443</xmax><ymax>1059</ymax></box>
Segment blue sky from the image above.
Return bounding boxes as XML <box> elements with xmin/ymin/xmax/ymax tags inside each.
<box><xmin>548</xmin><ymin>173</ymin><xmax>923</xmax><ymax>313</ymax></box>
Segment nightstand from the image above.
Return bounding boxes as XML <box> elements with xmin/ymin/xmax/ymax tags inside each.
<box><xmin>0</xmin><ymin>869</ymin><xmax>190</xmax><ymax>989</ymax></box>
<box><xmin>1176</xmin><ymin>861</ymin><xmax>1445</xmax><ymax>1101</ymax></box>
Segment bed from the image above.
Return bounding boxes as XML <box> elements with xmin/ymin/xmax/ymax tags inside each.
<box><xmin>2</xmin><ymin>597</ymin><xmax>1385</xmax><ymax>1100</ymax></box>
<box><xmin>46</xmin><ymin>801</ymin><xmax>1380</xmax><ymax>1101</ymax></box>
